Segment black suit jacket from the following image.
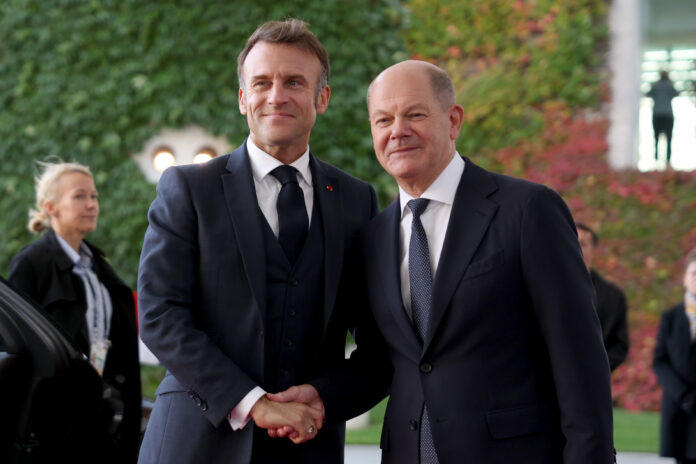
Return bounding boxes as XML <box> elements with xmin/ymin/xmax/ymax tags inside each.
<box><xmin>9</xmin><ymin>228</ymin><xmax>142</xmax><ymax>463</ymax></box>
<box><xmin>137</xmin><ymin>143</ymin><xmax>388</xmax><ymax>464</ymax></box>
<box><xmin>349</xmin><ymin>158</ymin><xmax>614</xmax><ymax>464</ymax></box>
<box><xmin>591</xmin><ymin>269</ymin><xmax>629</xmax><ymax>371</ymax></box>
<box><xmin>653</xmin><ymin>303</ymin><xmax>696</xmax><ymax>459</ymax></box>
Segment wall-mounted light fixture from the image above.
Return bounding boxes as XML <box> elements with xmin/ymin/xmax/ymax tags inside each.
<box><xmin>133</xmin><ymin>126</ymin><xmax>232</xmax><ymax>183</ymax></box>
<box><xmin>153</xmin><ymin>146</ymin><xmax>176</xmax><ymax>172</ymax></box>
<box><xmin>193</xmin><ymin>147</ymin><xmax>217</xmax><ymax>164</ymax></box>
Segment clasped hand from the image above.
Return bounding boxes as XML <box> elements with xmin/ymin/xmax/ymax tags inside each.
<box><xmin>250</xmin><ymin>384</ymin><xmax>324</xmax><ymax>444</ymax></box>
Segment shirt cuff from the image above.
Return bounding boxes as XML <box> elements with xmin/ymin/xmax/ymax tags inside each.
<box><xmin>227</xmin><ymin>387</ymin><xmax>266</xmax><ymax>431</ymax></box>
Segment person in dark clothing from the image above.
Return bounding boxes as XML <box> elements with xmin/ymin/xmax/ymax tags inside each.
<box><xmin>654</xmin><ymin>247</ymin><xmax>696</xmax><ymax>464</ymax></box>
<box><xmin>647</xmin><ymin>70</ymin><xmax>679</xmax><ymax>164</ymax></box>
<box><xmin>576</xmin><ymin>223</ymin><xmax>629</xmax><ymax>371</ymax></box>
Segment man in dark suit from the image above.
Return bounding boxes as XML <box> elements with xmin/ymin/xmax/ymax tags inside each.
<box><xmin>327</xmin><ymin>60</ymin><xmax>615</xmax><ymax>463</ymax></box>
<box><xmin>137</xmin><ymin>19</ymin><xmax>388</xmax><ymax>464</ymax></box>
<box><xmin>576</xmin><ymin>223</ymin><xmax>629</xmax><ymax>371</ymax></box>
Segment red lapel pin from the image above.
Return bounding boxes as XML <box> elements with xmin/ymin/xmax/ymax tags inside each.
<box><xmin>326</xmin><ymin>185</ymin><xmax>333</xmax><ymax>192</ymax></box>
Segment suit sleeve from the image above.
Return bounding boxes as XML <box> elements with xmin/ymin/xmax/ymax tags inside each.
<box><xmin>138</xmin><ymin>167</ymin><xmax>257</xmax><ymax>427</ymax></box>
<box><xmin>519</xmin><ymin>186</ymin><xmax>614</xmax><ymax>464</ymax></box>
<box><xmin>311</xmin><ymin>185</ymin><xmax>392</xmax><ymax>422</ymax></box>
<box><xmin>653</xmin><ymin>311</ymin><xmax>691</xmax><ymax>402</ymax></box>
<box><xmin>606</xmin><ymin>289</ymin><xmax>629</xmax><ymax>371</ymax></box>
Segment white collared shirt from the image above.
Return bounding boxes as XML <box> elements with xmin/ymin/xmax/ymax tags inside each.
<box><xmin>246</xmin><ymin>138</ymin><xmax>314</xmax><ymax>236</ymax></box>
<box><xmin>399</xmin><ymin>153</ymin><xmax>465</xmax><ymax>319</ymax></box>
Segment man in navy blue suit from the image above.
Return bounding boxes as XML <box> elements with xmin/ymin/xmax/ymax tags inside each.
<box><xmin>278</xmin><ymin>60</ymin><xmax>616</xmax><ymax>463</ymax></box>
<box><xmin>358</xmin><ymin>59</ymin><xmax>615</xmax><ymax>463</ymax></box>
<box><xmin>137</xmin><ymin>19</ymin><xmax>388</xmax><ymax>464</ymax></box>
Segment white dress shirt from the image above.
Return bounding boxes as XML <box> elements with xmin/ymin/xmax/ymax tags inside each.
<box><xmin>228</xmin><ymin>139</ymin><xmax>315</xmax><ymax>430</ymax></box>
<box><xmin>399</xmin><ymin>153</ymin><xmax>464</xmax><ymax>319</ymax></box>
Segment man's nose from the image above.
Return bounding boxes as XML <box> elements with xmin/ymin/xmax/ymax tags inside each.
<box><xmin>390</xmin><ymin>117</ymin><xmax>412</xmax><ymax>139</ymax></box>
<box><xmin>268</xmin><ymin>82</ymin><xmax>289</xmax><ymax>105</ymax></box>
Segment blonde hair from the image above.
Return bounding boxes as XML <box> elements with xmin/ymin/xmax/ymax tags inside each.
<box><xmin>28</xmin><ymin>161</ymin><xmax>93</xmax><ymax>234</ymax></box>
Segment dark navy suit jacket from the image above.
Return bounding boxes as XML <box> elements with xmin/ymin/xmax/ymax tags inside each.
<box><xmin>137</xmin><ymin>143</ymin><xmax>388</xmax><ymax>463</ymax></box>
<box><xmin>353</xmin><ymin>157</ymin><xmax>614</xmax><ymax>464</ymax></box>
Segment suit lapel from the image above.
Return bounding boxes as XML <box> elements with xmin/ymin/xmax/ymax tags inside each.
<box><xmin>310</xmin><ymin>157</ymin><xmax>343</xmax><ymax>333</ymax></box>
<box><xmin>425</xmin><ymin>158</ymin><xmax>499</xmax><ymax>351</ymax></box>
<box><xmin>221</xmin><ymin>144</ymin><xmax>267</xmax><ymax>320</ymax></box>
<box><xmin>378</xmin><ymin>201</ymin><xmax>424</xmax><ymax>351</ymax></box>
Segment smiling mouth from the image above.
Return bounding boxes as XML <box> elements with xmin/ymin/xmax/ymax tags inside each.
<box><xmin>388</xmin><ymin>146</ymin><xmax>419</xmax><ymax>156</ymax></box>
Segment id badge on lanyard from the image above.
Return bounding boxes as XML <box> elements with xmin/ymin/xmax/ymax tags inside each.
<box><xmin>90</xmin><ymin>339</ymin><xmax>111</xmax><ymax>376</ymax></box>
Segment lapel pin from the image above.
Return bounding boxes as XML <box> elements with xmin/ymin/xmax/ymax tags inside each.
<box><xmin>326</xmin><ymin>185</ymin><xmax>334</xmax><ymax>192</ymax></box>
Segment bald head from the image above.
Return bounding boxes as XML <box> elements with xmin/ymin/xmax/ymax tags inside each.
<box><xmin>367</xmin><ymin>60</ymin><xmax>455</xmax><ymax>112</ymax></box>
<box><xmin>366</xmin><ymin>59</ymin><xmax>464</xmax><ymax>197</ymax></box>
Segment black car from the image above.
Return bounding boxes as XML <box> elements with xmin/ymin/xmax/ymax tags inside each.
<box><xmin>0</xmin><ymin>276</ymin><xmax>121</xmax><ymax>463</ymax></box>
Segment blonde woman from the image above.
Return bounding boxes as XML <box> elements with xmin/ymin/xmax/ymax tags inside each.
<box><xmin>9</xmin><ymin>161</ymin><xmax>141</xmax><ymax>463</ymax></box>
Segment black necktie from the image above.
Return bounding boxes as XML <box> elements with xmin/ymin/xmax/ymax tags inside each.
<box><xmin>271</xmin><ymin>165</ymin><xmax>308</xmax><ymax>265</ymax></box>
<box><xmin>408</xmin><ymin>198</ymin><xmax>439</xmax><ymax>464</ymax></box>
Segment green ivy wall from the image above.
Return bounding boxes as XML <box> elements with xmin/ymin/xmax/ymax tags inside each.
<box><xmin>0</xmin><ymin>0</ymin><xmax>407</xmax><ymax>286</ymax></box>
<box><xmin>3</xmin><ymin>0</ymin><xmax>691</xmax><ymax>411</ymax></box>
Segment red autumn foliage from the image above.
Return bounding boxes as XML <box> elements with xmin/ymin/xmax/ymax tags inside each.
<box><xmin>487</xmin><ymin>103</ymin><xmax>696</xmax><ymax>411</ymax></box>
<box><xmin>611</xmin><ymin>314</ymin><xmax>662</xmax><ymax>411</ymax></box>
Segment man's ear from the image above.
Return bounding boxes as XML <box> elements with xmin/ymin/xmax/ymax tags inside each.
<box><xmin>315</xmin><ymin>85</ymin><xmax>331</xmax><ymax>115</ymax></box>
<box><xmin>239</xmin><ymin>88</ymin><xmax>247</xmax><ymax>115</ymax></box>
<box><xmin>449</xmin><ymin>104</ymin><xmax>464</xmax><ymax>141</ymax></box>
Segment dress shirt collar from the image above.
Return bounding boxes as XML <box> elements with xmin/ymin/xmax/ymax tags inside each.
<box><xmin>54</xmin><ymin>231</ymin><xmax>93</xmax><ymax>268</ymax></box>
<box><xmin>399</xmin><ymin>152</ymin><xmax>465</xmax><ymax>217</ymax></box>
<box><xmin>246</xmin><ymin>138</ymin><xmax>312</xmax><ymax>186</ymax></box>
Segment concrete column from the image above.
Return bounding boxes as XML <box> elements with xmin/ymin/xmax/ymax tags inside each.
<box><xmin>607</xmin><ymin>0</ymin><xmax>643</xmax><ymax>169</ymax></box>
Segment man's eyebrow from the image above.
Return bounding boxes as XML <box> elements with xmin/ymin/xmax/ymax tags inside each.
<box><xmin>249</xmin><ymin>73</ymin><xmax>309</xmax><ymax>82</ymax></box>
<box><xmin>370</xmin><ymin>109</ymin><xmax>391</xmax><ymax>118</ymax></box>
<box><xmin>370</xmin><ymin>104</ymin><xmax>428</xmax><ymax>117</ymax></box>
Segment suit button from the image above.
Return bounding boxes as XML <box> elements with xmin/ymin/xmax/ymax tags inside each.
<box><xmin>200</xmin><ymin>401</ymin><xmax>208</xmax><ymax>411</ymax></box>
<box><xmin>409</xmin><ymin>420</ymin><xmax>418</xmax><ymax>431</ymax></box>
<box><xmin>288</xmin><ymin>309</ymin><xmax>297</xmax><ymax>317</ymax></box>
<box><xmin>281</xmin><ymin>369</ymin><xmax>289</xmax><ymax>377</ymax></box>
<box><xmin>420</xmin><ymin>363</ymin><xmax>432</xmax><ymax>374</ymax></box>
<box><xmin>284</xmin><ymin>339</ymin><xmax>293</xmax><ymax>347</ymax></box>
<box><xmin>289</xmin><ymin>279</ymin><xmax>299</xmax><ymax>287</ymax></box>
<box><xmin>189</xmin><ymin>392</ymin><xmax>202</xmax><ymax>407</ymax></box>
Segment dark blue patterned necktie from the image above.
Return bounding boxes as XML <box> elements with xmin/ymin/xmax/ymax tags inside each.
<box><xmin>407</xmin><ymin>198</ymin><xmax>439</xmax><ymax>464</ymax></box>
<box><xmin>271</xmin><ymin>165</ymin><xmax>308</xmax><ymax>265</ymax></box>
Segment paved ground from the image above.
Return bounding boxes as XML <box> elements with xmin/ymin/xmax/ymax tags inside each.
<box><xmin>345</xmin><ymin>445</ymin><xmax>674</xmax><ymax>463</ymax></box>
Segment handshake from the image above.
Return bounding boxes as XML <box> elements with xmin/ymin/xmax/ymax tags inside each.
<box><xmin>249</xmin><ymin>384</ymin><xmax>324</xmax><ymax>445</ymax></box>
